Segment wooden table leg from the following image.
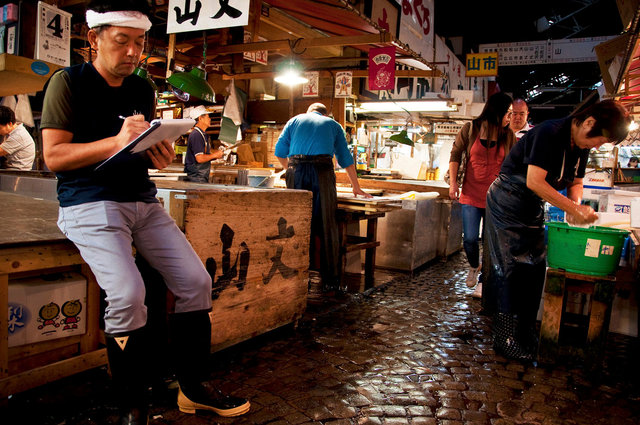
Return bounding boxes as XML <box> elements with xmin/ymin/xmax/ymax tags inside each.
<box><xmin>364</xmin><ymin>217</ymin><xmax>378</xmax><ymax>289</ymax></box>
<box><xmin>538</xmin><ymin>269</ymin><xmax>566</xmax><ymax>363</ymax></box>
<box><xmin>585</xmin><ymin>280</ymin><xmax>615</xmax><ymax>372</ymax></box>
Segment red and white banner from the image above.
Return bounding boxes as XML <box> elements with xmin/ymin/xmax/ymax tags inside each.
<box><xmin>368</xmin><ymin>46</ymin><xmax>396</xmax><ymax>91</ymax></box>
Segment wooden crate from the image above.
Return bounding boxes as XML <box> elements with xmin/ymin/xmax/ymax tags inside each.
<box><xmin>156</xmin><ymin>183</ymin><xmax>312</xmax><ymax>351</ymax></box>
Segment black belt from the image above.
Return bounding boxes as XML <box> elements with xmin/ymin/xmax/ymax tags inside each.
<box><xmin>288</xmin><ymin>154</ymin><xmax>333</xmax><ymax>165</ymax></box>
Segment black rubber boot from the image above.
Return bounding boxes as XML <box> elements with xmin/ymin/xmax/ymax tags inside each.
<box><xmin>105</xmin><ymin>329</ymin><xmax>150</xmax><ymax>425</ymax></box>
<box><xmin>170</xmin><ymin>310</ymin><xmax>250</xmax><ymax>417</ymax></box>
<box><xmin>492</xmin><ymin>312</ymin><xmax>535</xmax><ymax>361</ymax></box>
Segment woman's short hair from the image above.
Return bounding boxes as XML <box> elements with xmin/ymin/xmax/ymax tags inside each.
<box><xmin>572</xmin><ymin>99</ymin><xmax>630</xmax><ymax>144</ymax></box>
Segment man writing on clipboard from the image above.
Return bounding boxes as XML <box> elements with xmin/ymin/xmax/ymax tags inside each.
<box><xmin>40</xmin><ymin>0</ymin><xmax>250</xmax><ymax>423</ymax></box>
<box><xmin>184</xmin><ymin>105</ymin><xmax>224</xmax><ymax>182</ymax></box>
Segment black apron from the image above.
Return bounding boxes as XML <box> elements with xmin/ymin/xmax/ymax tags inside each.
<box><xmin>286</xmin><ymin>155</ymin><xmax>340</xmax><ymax>287</ymax></box>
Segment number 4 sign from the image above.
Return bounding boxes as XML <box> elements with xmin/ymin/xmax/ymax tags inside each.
<box><xmin>36</xmin><ymin>1</ymin><xmax>72</xmax><ymax>66</ymax></box>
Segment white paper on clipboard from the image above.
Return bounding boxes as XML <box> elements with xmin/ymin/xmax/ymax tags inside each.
<box><xmin>95</xmin><ymin>118</ymin><xmax>195</xmax><ymax>170</ymax></box>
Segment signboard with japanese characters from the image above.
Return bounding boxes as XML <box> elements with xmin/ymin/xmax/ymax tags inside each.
<box><xmin>334</xmin><ymin>71</ymin><xmax>352</xmax><ymax>98</ymax></box>
<box><xmin>397</xmin><ymin>0</ymin><xmax>434</xmax><ymax>66</ymax></box>
<box><xmin>302</xmin><ymin>72</ymin><xmax>319</xmax><ymax>98</ymax></box>
<box><xmin>243</xmin><ymin>31</ymin><xmax>268</xmax><ymax>65</ymax></box>
<box><xmin>167</xmin><ymin>0</ymin><xmax>250</xmax><ymax>34</ymax></box>
<box><xmin>479</xmin><ymin>36</ymin><xmax>614</xmax><ymax>66</ymax></box>
<box><xmin>366</xmin><ymin>0</ymin><xmax>400</xmax><ymax>37</ymax></box>
<box><xmin>35</xmin><ymin>1</ymin><xmax>72</xmax><ymax>66</ymax></box>
<box><xmin>466</xmin><ymin>52</ymin><xmax>498</xmax><ymax>77</ymax></box>
<box><xmin>434</xmin><ymin>35</ymin><xmax>467</xmax><ymax>96</ymax></box>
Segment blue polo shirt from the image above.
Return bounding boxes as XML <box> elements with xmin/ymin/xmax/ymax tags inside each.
<box><xmin>275</xmin><ymin>111</ymin><xmax>354</xmax><ymax>168</ymax></box>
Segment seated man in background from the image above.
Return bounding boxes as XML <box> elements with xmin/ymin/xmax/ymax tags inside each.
<box><xmin>0</xmin><ymin>105</ymin><xmax>35</xmax><ymax>170</ymax></box>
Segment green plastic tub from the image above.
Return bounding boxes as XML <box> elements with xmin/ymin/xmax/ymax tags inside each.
<box><xmin>546</xmin><ymin>222</ymin><xmax>629</xmax><ymax>276</ymax></box>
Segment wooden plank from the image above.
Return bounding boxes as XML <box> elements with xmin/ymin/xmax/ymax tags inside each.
<box><xmin>80</xmin><ymin>264</ymin><xmax>101</xmax><ymax>354</ymax></box>
<box><xmin>0</xmin><ymin>54</ymin><xmax>63</xmax><ymax>97</ymax></box>
<box><xmin>179</xmin><ymin>189</ymin><xmax>313</xmax><ymax>349</ymax></box>
<box><xmin>0</xmin><ymin>243</ymin><xmax>84</xmax><ymax>274</ymax></box>
<box><xmin>538</xmin><ymin>269</ymin><xmax>565</xmax><ymax>363</ymax></box>
<box><xmin>0</xmin><ymin>348</ymin><xmax>107</xmax><ymax>398</ymax></box>
<box><xmin>223</xmin><ymin>68</ymin><xmax>440</xmax><ymax>80</ymax></box>
<box><xmin>209</xmin><ymin>32</ymin><xmax>393</xmax><ymax>55</ymax></box>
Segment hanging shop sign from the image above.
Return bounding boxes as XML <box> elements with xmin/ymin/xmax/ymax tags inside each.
<box><xmin>334</xmin><ymin>71</ymin><xmax>352</xmax><ymax>98</ymax></box>
<box><xmin>35</xmin><ymin>1</ymin><xmax>72</xmax><ymax>66</ymax></box>
<box><xmin>363</xmin><ymin>0</ymin><xmax>400</xmax><ymax>38</ymax></box>
<box><xmin>167</xmin><ymin>0</ymin><xmax>250</xmax><ymax>34</ymax></box>
<box><xmin>243</xmin><ymin>31</ymin><xmax>268</xmax><ymax>65</ymax></box>
<box><xmin>397</xmin><ymin>0</ymin><xmax>435</xmax><ymax>66</ymax></box>
<box><xmin>368</xmin><ymin>46</ymin><xmax>396</xmax><ymax>91</ymax></box>
<box><xmin>479</xmin><ymin>36</ymin><xmax>614</xmax><ymax>66</ymax></box>
<box><xmin>465</xmin><ymin>52</ymin><xmax>498</xmax><ymax>77</ymax></box>
<box><xmin>302</xmin><ymin>72</ymin><xmax>319</xmax><ymax>98</ymax></box>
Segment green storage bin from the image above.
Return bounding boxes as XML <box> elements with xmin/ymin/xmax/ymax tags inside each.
<box><xmin>546</xmin><ymin>222</ymin><xmax>629</xmax><ymax>276</ymax></box>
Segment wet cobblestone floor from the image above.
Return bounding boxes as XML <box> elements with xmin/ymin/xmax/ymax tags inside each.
<box><xmin>4</xmin><ymin>252</ymin><xmax>640</xmax><ymax>425</ymax></box>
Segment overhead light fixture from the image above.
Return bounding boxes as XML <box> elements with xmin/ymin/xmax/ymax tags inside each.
<box><xmin>132</xmin><ymin>57</ymin><xmax>157</xmax><ymax>92</ymax></box>
<box><xmin>355</xmin><ymin>100</ymin><xmax>457</xmax><ymax>113</ymax></box>
<box><xmin>274</xmin><ymin>58</ymin><xmax>308</xmax><ymax>86</ymax></box>
<box><xmin>388</xmin><ymin>129</ymin><xmax>414</xmax><ymax>146</ymax></box>
<box><xmin>167</xmin><ymin>31</ymin><xmax>215</xmax><ymax>103</ymax></box>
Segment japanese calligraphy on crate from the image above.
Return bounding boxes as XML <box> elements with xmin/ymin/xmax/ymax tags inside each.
<box><xmin>178</xmin><ymin>187</ymin><xmax>312</xmax><ymax>349</ymax></box>
<box><xmin>167</xmin><ymin>0</ymin><xmax>250</xmax><ymax>33</ymax></box>
<box><xmin>466</xmin><ymin>52</ymin><xmax>498</xmax><ymax>77</ymax></box>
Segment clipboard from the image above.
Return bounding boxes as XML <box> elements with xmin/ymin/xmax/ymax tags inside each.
<box><xmin>95</xmin><ymin>118</ymin><xmax>196</xmax><ymax>171</ymax></box>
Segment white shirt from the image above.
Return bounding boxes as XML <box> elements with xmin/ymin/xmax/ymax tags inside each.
<box><xmin>514</xmin><ymin>123</ymin><xmax>533</xmax><ymax>140</ymax></box>
<box><xmin>1</xmin><ymin>123</ymin><xmax>35</xmax><ymax>170</ymax></box>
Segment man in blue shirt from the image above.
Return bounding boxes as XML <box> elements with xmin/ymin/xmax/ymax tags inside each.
<box><xmin>275</xmin><ymin>103</ymin><xmax>370</xmax><ymax>292</ymax></box>
<box><xmin>184</xmin><ymin>105</ymin><xmax>223</xmax><ymax>182</ymax></box>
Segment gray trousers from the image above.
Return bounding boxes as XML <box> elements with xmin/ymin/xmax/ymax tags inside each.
<box><xmin>57</xmin><ymin>201</ymin><xmax>212</xmax><ymax>334</ymax></box>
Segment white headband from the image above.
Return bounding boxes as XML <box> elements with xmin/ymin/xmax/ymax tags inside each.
<box><xmin>86</xmin><ymin>10</ymin><xmax>152</xmax><ymax>31</ymax></box>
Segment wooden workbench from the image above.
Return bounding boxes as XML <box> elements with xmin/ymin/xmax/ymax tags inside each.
<box><xmin>0</xmin><ymin>192</ymin><xmax>104</xmax><ymax>399</ymax></box>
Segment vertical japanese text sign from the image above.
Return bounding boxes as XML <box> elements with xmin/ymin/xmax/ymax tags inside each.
<box><xmin>36</xmin><ymin>1</ymin><xmax>72</xmax><ymax>66</ymax></box>
<box><xmin>168</xmin><ymin>0</ymin><xmax>250</xmax><ymax>33</ymax></box>
<box><xmin>465</xmin><ymin>52</ymin><xmax>499</xmax><ymax>77</ymax></box>
<box><xmin>369</xmin><ymin>46</ymin><xmax>396</xmax><ymax>91</ymax></box>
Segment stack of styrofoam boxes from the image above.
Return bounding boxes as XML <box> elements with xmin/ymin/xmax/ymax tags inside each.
<box><xmin>587</xmin><ymin>188</ymin><xmax>639</xmax><ymax>227</ymax></box>
<box><xmin>8</xmin><ymin>272</ymin><xmax>87</xmax><ymax>347</ymax></box>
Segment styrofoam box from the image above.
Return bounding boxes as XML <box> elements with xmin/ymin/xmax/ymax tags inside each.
<box><xmin>631</xmin><ymin>198</ymin><xmax>640</xmax><ymax>228</ymax></box>
<box><xmin>8</xmin><ymin>272</ymin><xmax>87</xmax><ymax>347</ymax></box>
<box><xmin>592</xmin><ymin>189</ymin><xmax>640</xmax><ymax>215</ymax></box>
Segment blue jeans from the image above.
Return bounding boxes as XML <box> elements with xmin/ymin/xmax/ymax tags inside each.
<box><xmin>461</xmin><ymin>204</ymin><xmax>485</xmax><ymax>268</ymax></box>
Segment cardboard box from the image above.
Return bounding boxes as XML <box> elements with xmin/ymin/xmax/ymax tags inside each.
<box><xmin>8</xmin><ymin>272</ymin><xmax>87</xmax><ymax>347</ymax></box>
<box><xmin>583</xmin><ymin>169</ymin><xmax>613</xmax><ymax>188</ymax></box>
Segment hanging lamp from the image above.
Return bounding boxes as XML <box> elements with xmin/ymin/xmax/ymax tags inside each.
<box><xmin>167</xmin><ymin>31</ymin><xmax>215</xmax><ymax>103</ymax></box>
<box><xmin>388</xmin><ymin>129</ymin><xmax>414</xmax><ymax>146</ymax></box>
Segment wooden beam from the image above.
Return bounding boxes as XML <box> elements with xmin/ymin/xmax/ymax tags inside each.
<box><xmin>208</xmin><ymin>33</ymin><xmax>393</xmax><ymax>56</ymax></box>
<box><xmin>223</xmin><ymin>69</ymin><xmax>440</xmax><ymax>80</ymax></box>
